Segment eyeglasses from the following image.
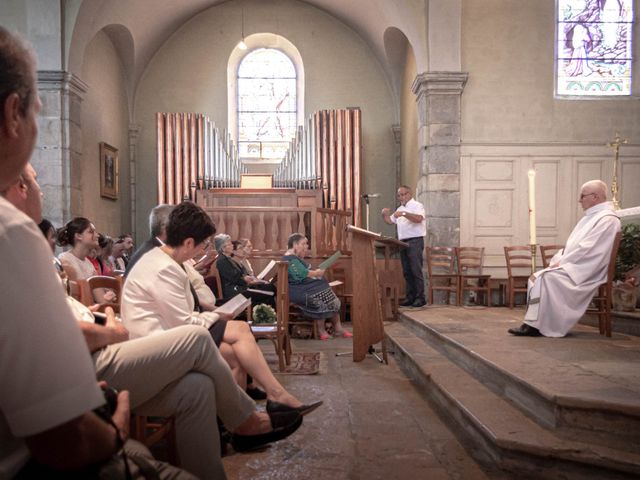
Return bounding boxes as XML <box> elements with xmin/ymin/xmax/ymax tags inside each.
<box><xmin>579</xmin><ymin>192</ymin><xmax>596</xmax><ymax>200</ymax></box>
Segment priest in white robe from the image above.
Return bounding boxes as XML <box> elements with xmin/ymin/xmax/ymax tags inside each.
<box><xmin>508</xmin><ymin>180</ymin><xmax>620</xmax><ymax>337</ymax></box>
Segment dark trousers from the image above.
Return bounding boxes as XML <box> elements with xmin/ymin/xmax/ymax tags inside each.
<box><xmin>400</xmin><ymin>237</ymin><xmax>425</xmax><ymax>302</ymax></box>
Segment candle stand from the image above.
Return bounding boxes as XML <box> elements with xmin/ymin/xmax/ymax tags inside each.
<box><xmin>530</xmin><ymin>244</ymin><xmax>537</xmax><ymax>275</ymax></box>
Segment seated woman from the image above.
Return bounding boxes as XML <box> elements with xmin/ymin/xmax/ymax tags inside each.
<box><xmin>122</xmin><ymin>201</ymin><xmax>321</xmax><ymax>415</ymax></box>
<box><xmin>88</xmin><ymin>233</ymin><xmax>114</xmax><ymax>276</ymax></box>
<box><xmin>57</xmin><ymin>217</ymin><xmax>116</xmax><ymax>303</ymax></box>
<box><xmin>214</xmin><ymin>234</ymin><xmax>276</xmax><ymax>307</ymax></box>
<box><xmin>284</xmin><ymin>233</ymin><xmax>352</xmax><ymax>340</ymax></box>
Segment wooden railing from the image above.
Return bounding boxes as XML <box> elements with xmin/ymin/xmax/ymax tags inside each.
<box><xmin>201</xmin><ymin>206</ymin><xmax>352</xmax><ymax>257</ymax></box>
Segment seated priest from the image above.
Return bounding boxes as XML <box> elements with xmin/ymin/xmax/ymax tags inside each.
<box><xmin>214</xmin><ymin>234</ymin><xmax>277</xmax><ymax>307</ymax></box>
<box><xmin>122</xmin><ymin>201</ymin><xmax>322</xmax><ymax>416</ymax></box>
<box><xmin>509</xmin><ymin>180</ymin><xmax>621</xmax><ymax>337</ymax></box>
<box><xmin>284</xmin><ymin>233</ymin><xmax>353</xmax><ymax>340</ymax></box>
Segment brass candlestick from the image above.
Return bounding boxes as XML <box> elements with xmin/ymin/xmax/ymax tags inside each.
<box><xmin>607</xmin><ymin>132</ymin><xmax>628</xmax><ymax>210</ymax></box>
<box><xmin>530</xmin><ymin>244</ymin><xmax>537</xmax><ymax>275</ymax></box>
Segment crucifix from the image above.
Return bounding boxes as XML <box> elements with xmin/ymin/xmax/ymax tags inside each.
<box><xmin>606</xmin><ymin>132</ymin><xmax>628</xmax><ymax>210</ymax></box>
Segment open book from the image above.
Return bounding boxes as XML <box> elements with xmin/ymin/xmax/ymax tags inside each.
<box><xmin>256</xmin><ymin>260</ymin><xmax>278</xmax><ymax>281</ymax></box>
<box><xmin>215</xmin><ymin>293</ymin><xmax>250</xmax><ymax>318</ymax></box>
<box><xmin>318</xmin><ymin>250</ymin><xmax>342</xmax><ymax>270</ymax></box>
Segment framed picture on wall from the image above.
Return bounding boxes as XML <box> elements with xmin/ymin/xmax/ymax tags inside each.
<box><xmin>100</xmin><ymin>142</ymin><xmax>119</xmax><ymax>200</ymax></box>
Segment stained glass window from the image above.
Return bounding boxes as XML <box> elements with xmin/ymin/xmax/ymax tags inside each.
<box><xmin>557</xmin><ymin>0</ymin><xmax>634</xmax><ymax>96</ymax></box>
<box><xmin>237</xmin><ymin>49</ymin><xmax>297</xmax><ymax>159</ymax></box>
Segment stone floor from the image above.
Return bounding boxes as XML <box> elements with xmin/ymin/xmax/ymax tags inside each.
<box><xmin>222</xmin><ymin>332</ymin><xmax>503</xmax><ymax>480</ymax></box>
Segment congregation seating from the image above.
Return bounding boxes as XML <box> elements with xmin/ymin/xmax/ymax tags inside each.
<box><xmin>503</xmin><ymin>246</ymin><xmax>532</xmax><ymax>308</ymax></box>
<box><xmin>250</xmin><ymin>261</ymin><xmax>292</xmax><ymax>372</ymax></box>
<box><xmin>78</xmin><ymin>275</ymin><xmax>123</xmax><ymax>313</ymax></box>
<box><xmin>426</xmin><ymin>246</ymin><xmax>458</xmax><ymax>305</ymax></box>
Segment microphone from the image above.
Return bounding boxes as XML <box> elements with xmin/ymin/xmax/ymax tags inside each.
<box><xmin>362</xmin><ymin>193</ymin><xmax>381</xmax><ymax>199</ymax></box>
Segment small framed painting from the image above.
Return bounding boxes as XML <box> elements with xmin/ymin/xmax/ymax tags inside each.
<box><xmin>100</xmin><ymin>142</ymin><xmax>118</xmax><ymax>200</ymax></box>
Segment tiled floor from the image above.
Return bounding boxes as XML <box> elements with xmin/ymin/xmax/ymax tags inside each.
<box><xmin>222</xmin><ymin>332</ymin><xmax>500</xmax><ymax>480</ymax></box>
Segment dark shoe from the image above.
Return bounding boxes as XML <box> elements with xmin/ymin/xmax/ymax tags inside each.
<box><xmin>411</xmin><ymin>299</ymin><xmax>427</xmax><ymax>308</ymax></box>
<box><xmin>231</xmin><ymin>410</ymin><xmax>302</xmax><ymax>452</ymax></box>
<box><xmin>508</xmin><ymin>323</ymin><xmax>542</xmax><ymax>337</ymax></box>
<box><xmin>399</xmin><ymin>299</ymin><xmax>415</xmax><ymax>307</ymax></box>
<box><xmin>266</xmin><ymin>399</ymin><xmax>323</xmax><ymax>417</ymax></box>
<box><xmin>246</xmin><ymin>386</ymin><xmax>267</xmax><ymax>401</ymax></box>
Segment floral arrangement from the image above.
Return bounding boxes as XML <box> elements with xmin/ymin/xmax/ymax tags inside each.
<box><xmin>252</xmin><ymin>303</ymin><xmax>277</xmax><ymax>324</ymax></box>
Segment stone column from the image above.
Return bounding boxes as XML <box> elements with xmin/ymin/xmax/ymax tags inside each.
<box><xmin>412</xmin><ymin>72</ymin><xmax>467</xmax><ymax>247</ymax></box>
<box><xmin>128</xmin><ymin>124</ymin><xmax>141</xmax><ymax>240</ymax></box>
<box><xmin>35</xmin><ymin>71</ymin><xmax>87</xmax><ymax>228</ymax></box>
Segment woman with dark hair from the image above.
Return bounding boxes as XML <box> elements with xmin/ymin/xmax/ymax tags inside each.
<box><xmin>57</xmin><ymin>217</ymin><xmax>116</xmax><ymax>303</ymax></box>
<box><xmin>284</xmin><ymin>233</ymin><xmax>352</xmax><ymax>340</ymax></box>
<box><xmin>37</xmin><ymin>218</ymin><xmax>56</xmax><ymax>252</ymax></box>
<box><xmin>214</xmin><ymin>235</ymin><xmax>276</xmax><ymax>307</ymax></box>
<box><xmin>123</xmin><ymin>202</ymin><xmax>321</xmax><ymax>415</ymax></box>
<box><xmin>88</xmin><ymin>233</ymin><xmax>114</xmax><ymax>276</ymax></box>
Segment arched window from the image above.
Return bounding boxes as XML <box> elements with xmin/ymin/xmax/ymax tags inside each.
<box><xmin>237</xmin><ymin>48</ymin><xmax>297</xmax><ymax>160</ymax></box>
<box><xmin>556</xmin><ymin>0</ymin><xmax>634</xmax><ymax>96</ymax></box>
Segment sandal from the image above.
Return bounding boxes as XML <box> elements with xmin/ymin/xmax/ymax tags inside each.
<box><xmin>319</xmin><ymin>333</ymin><xmax>330</xmax><ymax>340</ymax></box>
<box><xmin>334</xmin><ymin>330</ymin><xmax>353</xmax><ymax>338</ymax></box>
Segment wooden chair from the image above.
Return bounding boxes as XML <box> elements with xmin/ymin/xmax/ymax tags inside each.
<box><xmin>426</xmin><ymin>246</ymin><xmax>458</xmax><ymax>305</ymax></box>
<box><xmin>327</xmin><ymin>266</ymin><xmax>352</xmax><ymax>324</ymax></box>
<box><xmin>251</xmin><ymin>261</ymin><xmax>292</xmax><ymax>371</ymax></box>
<box><xmin>456</xmin><ymin>247</ymin><xmax>491</xmax><ymax>306</ymax></box>
<box><xmin>78</xmin><ymin>275</ymin><xmax>123</xmax><ymax>313</ymax></box>
<box><xmin>503</xmin><ymin>246</ymin><xmax>532</xmax><ymax>308</ymax></box>
<box><xmin>540</xmin><ymin>244</ymin><xmax>564</xmax><ymax>268</ymax></box>
<box><xmin>586</xmin><ymin>231</ymin><xmax>622</xmax><ymax>337</ymax></box>
<box><xmin>207</xmin><ymin>261</ymin><xmax>252</xmax><ymax>320</ymax></box>
<box><xmin>130</xmin><ymin>416</ymin><xmax>179</xmax><ymax>466</ymax></box>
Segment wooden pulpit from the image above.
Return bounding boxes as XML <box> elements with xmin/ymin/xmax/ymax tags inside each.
<box><xmin>347</xmin><ymin>225</ymin><xmax>387</xmax><ymax>363</ymax></box>
<box><xmin>375</xmin><ymin>237</ymin><xmax>408</xmax><ymax>321</ymax></box>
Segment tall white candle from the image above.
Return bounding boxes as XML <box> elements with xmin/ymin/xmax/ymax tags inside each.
<box><xmin>528</xmin><ymin>169</ymin><xmax>536</xmax><ymax>245</ymax></box>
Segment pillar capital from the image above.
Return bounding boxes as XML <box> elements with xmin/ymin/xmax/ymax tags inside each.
<box><xmin>411</xmin><ymin>71</ymin><xmax>468</xmax><ymax>97</ymax></box>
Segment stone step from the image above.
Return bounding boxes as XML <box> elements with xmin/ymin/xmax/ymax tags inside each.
<box><xmin>396</xmin><ymin>311</ymin><xmax>640</xmax><ymax>451</ymax></box>
<box><xmin>385</xmin><ymin>321</ymin><xmax>640</xmax><ymax>480</ymax></box>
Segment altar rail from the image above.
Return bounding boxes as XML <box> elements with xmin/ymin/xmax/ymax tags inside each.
<box><xmin>201</xmin><ymin>206</ymin><xmax>352</xmax><ymax>256</ymax></box>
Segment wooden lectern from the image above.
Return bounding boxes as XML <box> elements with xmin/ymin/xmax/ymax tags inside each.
<box><xmin>375</xmin><ymin>237</ymin><xmax>409</xmax><ymax>321</ymax></box>
<box><xmin>346</xmin><ymin>225</ymin><xmax>388</xmax><ymax>363</ymax></box>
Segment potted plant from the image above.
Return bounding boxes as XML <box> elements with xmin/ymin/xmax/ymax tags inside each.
<box><xmin>615</xmin><ymin>223</ymin><xmax>640</xmax><ymax>281</ymax></box>
<box><xmin>252</xmin><ymin>304</ymin><xmax>277</xmax><ymax>324</ymax></box>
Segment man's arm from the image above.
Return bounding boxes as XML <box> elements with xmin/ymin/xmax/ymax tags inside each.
<box><xmin>79</xmin><ymin>307</ymin><xmax>128</xmax><ymax>352</ymax></box>
<box><xmin>26</xmin><ymin>389</ymin><xmax>130</xmax><ymax>470</ymax></box>
<box><xmin>381</xmin><ymin>208</ymin><xmax>395</xmax><ymax>225</ymax></box>
<box><xmin>392</xmin><ymin>210</ymin><xmax>423</xmax><ymax>223</ymax></box>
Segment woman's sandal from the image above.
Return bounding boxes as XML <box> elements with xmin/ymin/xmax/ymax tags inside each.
<box><xmin>334</xmin><ymin>330</ymin><xmax>353</xmax><ymax>338</ymax></box>
<box><xmin>319</xmin><ymin>333</ymin><xmax>331</xmax><ymax>340</ymax></box>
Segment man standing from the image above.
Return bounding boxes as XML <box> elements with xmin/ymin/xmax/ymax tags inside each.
<box><xmin>382</xmin><ymin>185</ymin><xmax>427</xmax><ymax>308</ymax></box>
<box><xmin>509</xmin><ymin>180</ymin><xmax>620</xmax><ymax>337</ymax></box>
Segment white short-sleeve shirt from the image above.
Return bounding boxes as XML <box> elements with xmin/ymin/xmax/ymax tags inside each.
<box><xmin>0</xmin><ymin>197</ymin><xmax>104</xmax><ymax>477</ymax></box>
<box><xmin>390</xmin><ymin>198</ymin><xmax>427</xmax><ymax>240</ymax></box>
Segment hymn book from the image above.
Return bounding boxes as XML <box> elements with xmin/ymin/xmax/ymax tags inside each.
<box><xmin>256</xmin><ymin>260</ymin><xmax>278</xmax><ymax>281</ymax></box>
<box><xmin>216</xmin><ymin>293</ymin><xmax>251</xmax><ymax>318</ymax></box>
<box><xmin>318</xmin><ymin>250</ymin><xmax>342</xmax><ymax>270</ymax></box>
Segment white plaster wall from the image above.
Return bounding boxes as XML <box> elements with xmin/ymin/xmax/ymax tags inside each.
<box><xmin>80</xmin><ymin>30</ymin><xmax>130</xmax><ymax>237</ymax></box>
<box><xmin>133</xmin><ymin>0</ymin><xmax>396</xmax><ymax>239</ymax></box>
<box><xmin>401</xmin><ymin>44</ymin><xmax>419</xmax><ymax>190</ymax></box>
<box><xmin>461</xmin><ymin>0</ymin><xmax>639</xmax><ymax>143</ymax></box>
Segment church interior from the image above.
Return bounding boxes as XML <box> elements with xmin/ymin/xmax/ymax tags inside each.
<box><xmin>2</xmin><ymin>0</ymin><xmax>640</xmax><ymax>478</ymax></box>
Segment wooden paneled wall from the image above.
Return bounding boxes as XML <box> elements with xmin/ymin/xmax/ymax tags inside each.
<box><xmin>460</xmin><ymin>144</ymin><xmax>640</xmax><ymax>277</ymax></box>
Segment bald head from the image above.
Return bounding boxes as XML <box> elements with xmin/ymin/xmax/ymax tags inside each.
<box><xmin>579</xmin><ymin>180</ymin><xmax>608</xmax><ymax>210</ymax></box>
